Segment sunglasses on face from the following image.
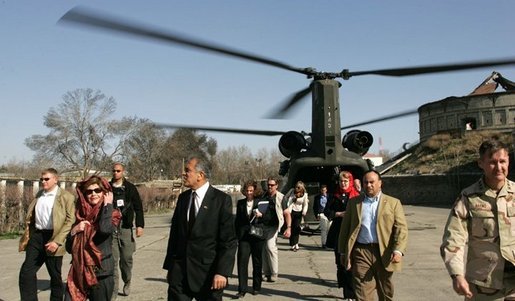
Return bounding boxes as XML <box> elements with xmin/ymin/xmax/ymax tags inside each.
<box><xmin>112</xmin><ymin>170</ymin><xmax>122</xmax><ymax>173</ymax></box>
<box><xmin>267</xmin><ymin>183</ymin><xmax>277</xmax><ymax>187</ymax></box>
<box><xmin>40</xmin><ymin>177</ymin><xmax>51</xmax><ymax>182</ymax></box>
<box><xmin>85</xmin><ymin>188</ymin><xmax>103</xmax><ymax>195</ymax></box>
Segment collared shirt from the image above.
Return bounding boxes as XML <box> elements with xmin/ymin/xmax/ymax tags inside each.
<box><xmin>357</xmin><ymin>192</ymin><xmax>381</xmax><ymax>244</ymax></box>
<box><xmin>319</xmin><ymin>194</ymin><xmax>328</xmax><ymax>210</ymax></box>
<box><xmin>35</xmin><ymin>186</ymin><xmax>58</xmax><ymax>230</ymax></box>
<box><xmin>188</xmin><ymin>181</ymin><xmax>210</xmax><ymax>220</ymax></box>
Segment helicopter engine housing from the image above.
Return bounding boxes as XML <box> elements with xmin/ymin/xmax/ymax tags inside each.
<box><xmin>279</xmin><ymin>131</ymin><xmax>307</xmax><ymax>158</ymax></box>
<box><xmin>342</xmin><ymin>130</ymin><xmax>373</xmax><ymax>155</ymax></box>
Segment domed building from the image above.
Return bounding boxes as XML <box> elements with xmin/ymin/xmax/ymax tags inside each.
<box><xmin>418</xmin><ymin>72</ymin><xmax>515</xmax><ymax>142</ymax></box>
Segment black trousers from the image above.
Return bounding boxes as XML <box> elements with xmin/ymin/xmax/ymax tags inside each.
<box><xmin>237</xmin><ymin>236</ymin><xmax>265</xmax><ymax>293</ymax></box>
<box><xmin>64</xmin><ymin>275</ymin><xmax>114</xmax><ymax>301</ymax></box>
<box><xmin>289</xmin><ymin>210</ymin><xmax>303</xmax><ymax>246</ymax></box>
<box><xmin>19</xmin><ymin>230</ymin><xmax>64</xmax><ymax>301</ymax></box>
<box><xmin>167</xmin><ymin>259</ymin><xmax>223</xmax><ymax>301</ymax></box>
<box><xmin>334</xmin><ymin>250</ymin><xmax>355</xmax><ymax>299</ymax></box>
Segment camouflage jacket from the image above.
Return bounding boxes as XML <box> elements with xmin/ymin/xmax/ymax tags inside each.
<box><xmin>441</xmin><ymin>178</ymin><xmax>515</xmax><ymax>289</ymax></box>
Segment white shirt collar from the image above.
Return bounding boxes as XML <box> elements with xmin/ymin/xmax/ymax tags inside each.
<box><xmin>193</xmin><ymin>181</ymin><xmax>210</xmax><ymax>202</ymax></box>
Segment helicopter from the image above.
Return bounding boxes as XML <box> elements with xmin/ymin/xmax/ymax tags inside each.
<box><xmin>58</xmin><ymin>7</ymin><xmax>515</xmax><ymax>220</ymax></box>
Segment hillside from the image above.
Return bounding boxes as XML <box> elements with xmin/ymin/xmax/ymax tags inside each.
<box><xmin>384</xmin><ymin>131</ymin><xmax>514</xmax><ymax>176</ymax></box>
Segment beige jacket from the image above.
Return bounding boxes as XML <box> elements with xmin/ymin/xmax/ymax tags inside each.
<box><xmin>441</xmin><ymin>178</ymin><xmax>515</xmax><ymax>289</ymax></box>
<box><xmin>19</xmin><ymin>187</ymin><xmax>76</xmax><ymax>256</ymax></box>
<box><xmin>338</xmin><ymin>193</ymin><xmax>408</xmax><ymax>272</ymax></box>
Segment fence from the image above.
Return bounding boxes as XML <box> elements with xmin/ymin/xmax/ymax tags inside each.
<box><xmin>0</xmin><ymin>178</ymin><xmax>179</xmax><ymax>235</ymax></box>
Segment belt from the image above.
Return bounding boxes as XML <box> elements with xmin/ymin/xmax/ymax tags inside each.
<box><xmin>356</xmin><ymin>242</ymin><xmax>379</xmax><ymax>247</ymax></box>
<box><xmin>35</xmin><ymin>229</ymin><xmax>53</xmax><ymax>234</ymax></box>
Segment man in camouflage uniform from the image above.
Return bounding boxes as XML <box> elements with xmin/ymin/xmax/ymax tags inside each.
<box><xmin>441</xmin><ymin>138</ymin><xmax>515</xmax><ymax>300</ymax></box>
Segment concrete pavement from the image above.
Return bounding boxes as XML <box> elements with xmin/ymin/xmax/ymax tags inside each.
<box><xmin>1</xmin><ymin>206</ymin><xmax>460</xmax><ymax>301</ymax></box>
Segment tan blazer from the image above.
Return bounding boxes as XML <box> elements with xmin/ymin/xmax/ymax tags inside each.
<box><xmin>338</xmin><ymin>193</ymin><xmax>408</xmax><ymax>272</ymax></box>
<box><xmin>19</xmin><ymin>187</ymin><xmax>76</xmax><ymax>256</ymax></box>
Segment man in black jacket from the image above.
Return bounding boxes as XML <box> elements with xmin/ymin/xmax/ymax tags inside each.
<box><xmin>110</xmin><ymin>162</ymin><xmax>145</xmax><ymax>299</ymax></box>
<box><xmin>163</xmin><ymin>156</ymin><xmax>237</xmax><ymax>300</ymax></box>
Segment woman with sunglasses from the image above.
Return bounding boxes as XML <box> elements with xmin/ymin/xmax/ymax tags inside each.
<box><xmin>65</xmin><ymin>175</ymin><xmax>121</xmax><ymax>301</ymax></box>
<box><xmin>284</xmin><ymin>181</ymin><xmax>309</xmax><ymax>251</ymax></box>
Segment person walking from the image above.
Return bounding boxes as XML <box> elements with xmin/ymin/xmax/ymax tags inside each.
<box><xmin>441</xmin><ymin>138</ymin><xmax>515</xmax><ymax>300</ymax></box>
<box><xmin>326</xmin><ymin>171</ymin><xmax>360</xmax><ymax>300</ymax></box>
<box><xmin>261</xmin><ymin>177</ymin><xmax>291</xmax><ymax>282</ymax></box>
<box><xmin>338</xmin><ymin>170</ymin><xmax>408</xmax><ymax>301</ymax></box>
<box><xmin>313</xmin><ymin>184</ymin><xmax>331</xmax><ymax>249</ymax></box>
<box><xmin>284</xmin><ymin>181</ymin><xmax>309</xmax><ymax>251</ymax></box>
<box><xmin>234</xmin><ymin>180</ymin><xmax>266</xmax><ymax>298</ymax></box>
<box><xmin>163</xmin><ymin>156</ymin><xmax>237</xmax><ymax>300</ymax></box>
<box><xmin>65</xmin><ymin>175</ymin><xmax>121</xmax><ymax>301</ymax></box>
<box><xmin>19</xmin><ymin>168</ymin><xmax>75</xmax><ymax>301</ymax></box>
<box><xmin>110</xmin><ymin>162</ymin><xmax>145</xmax><ymax>298</ymax></box>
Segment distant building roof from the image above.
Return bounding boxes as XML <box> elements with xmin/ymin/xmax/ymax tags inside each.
<box><xmin>469</xmin><ymin>71</ymin><xmax>515</xmax><ymax>95</ymax></box>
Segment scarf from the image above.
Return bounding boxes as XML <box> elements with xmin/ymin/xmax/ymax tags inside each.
<box><xmin>66</xmin><ymin>176</ymin><xmax>121</xmax><ymax>301</ymax></box>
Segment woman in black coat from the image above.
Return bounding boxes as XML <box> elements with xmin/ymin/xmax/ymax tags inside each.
<box><xmin>65</xmin><ymin>176</ymin><xmax>121</xmax><ymax>301</ymax></box>
<box><xmin>234</xmin><ymin>180</ymin><xmax>266</xmax><ymax>298</ymax></box>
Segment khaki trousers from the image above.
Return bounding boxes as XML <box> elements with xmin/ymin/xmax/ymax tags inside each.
<box><xmin>352</xmin><ymin>243</ymin><xmax>394</xmax><ymax>301</ymax></box>
<box><xmin>262</xmin><ymin>231</ymin><xmax>279</xmax><ymax>276</ymax></box>
<box><xmin>318</xmin><ymin>214</ymin><xmax>331</xmax><ymax>246</ymax></box>
<box><xmin>469</xmin><ymin>272</ymin><xmax>515</xmax><ymax>301</ymax></box>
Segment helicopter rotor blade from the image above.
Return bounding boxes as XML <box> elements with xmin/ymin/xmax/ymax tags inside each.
<box><xmin>154</xmin><ymin>123</ymin><xmax>285</xmax><ymax>136</ymax></box>
<box><xmin>266</xmin><ymin>85</ymin><xmax>312</xmax><ymax>119</ymax></box>
<box><xmin>59</xmin><ymin>6</ymin><xmax>309</xmax><ymax>76</ymax></box>
<box><xmin>347</xmin><ymin>58</ymin><xmax>515</xmax><ymax>78</ymax></box>
<box><xmin>340</xmin><ymin>109</ymin><xmax>418</xmax><ymax>130</ymax></box>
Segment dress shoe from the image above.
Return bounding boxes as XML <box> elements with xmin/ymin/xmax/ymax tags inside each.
<box><xmin>123</xmin><ymin>281</ymin><xmax>131</xmax><ymax>296</ymax></box>
<box><xmin>251</xmin><ymin>290</ymin><xmax>260</xmax><ymax>295</ymax></box>
<box><xmin>233</xmin><ymin>292</ymin><xmax>246</xmax><ymax>299</ymax></box>
<box><xmin>269</xmin><ymin>274</ymin><xmax>278</xmax><ymax>282</ymax></box>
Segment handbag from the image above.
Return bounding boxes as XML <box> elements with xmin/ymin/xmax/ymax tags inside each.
<box><xmin>248</xmin><ymin>216</ymin><xmax>264</xmax><ymax>239</ymax></box>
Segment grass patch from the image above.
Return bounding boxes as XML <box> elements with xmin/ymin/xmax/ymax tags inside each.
<box><xmin>0</xmin><ymin>232</ymin><xmax>21</xmax><ymax>240</ymax></box>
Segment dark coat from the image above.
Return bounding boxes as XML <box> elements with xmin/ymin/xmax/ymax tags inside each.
<box><xmin>313</xmin><ymin>193</ymin><xmax>332</xmax><ymax>215</ymax></box>
<box><xmin>324</xmin><ymin>193</ymin><xmax>351</xmax><ymax>249</ymax></box>
<box><xmin>66</xmin><ymin>204</ymin><xmax>115</xmax><ymax>277</ymax></box>
<box><xmin>162</xmin><ymin>186</ymin><xmax>237</xmax><ymax>293</ymax></box>
<box><xmin>110</xmin><ymin>178</ymin><xmax>144</xmax><ymax>229</ymax></box>
<box><xmin>234</xmin><ymin>198</ymin><xmax>265</xmax><ymax>241</ymax></box>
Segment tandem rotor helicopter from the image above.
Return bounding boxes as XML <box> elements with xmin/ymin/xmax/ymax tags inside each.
<box><xmin>59</xmin><ymin>7</ymin><xmax>515</xmax><ymax>200</ymax></box>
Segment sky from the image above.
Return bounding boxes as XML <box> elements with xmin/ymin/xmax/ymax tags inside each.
<box><xmin>1</xmin><ymin>0</ymin><xmax>515</xmax><ymax>165</ymax></box>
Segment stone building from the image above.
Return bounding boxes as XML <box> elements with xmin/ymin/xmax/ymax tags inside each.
<box><xmin>418</xmin><ymin>72</ymin><xmax>515</xmax><ymax>142</ymax></box>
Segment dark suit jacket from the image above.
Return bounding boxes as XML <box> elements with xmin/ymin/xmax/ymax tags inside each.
<box><xmin>162</xmin><ymin>185</ymin><xmax>237</xmax><ymax>293</ymax></box>
<box><xmin>313</xmin><ymin>193</ymin><xmax>332</xmax><ymax>215</ymax></box>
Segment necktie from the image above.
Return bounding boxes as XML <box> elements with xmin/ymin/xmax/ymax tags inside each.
<box><xmin>188</xmin><ymin>191</ymin><xmax>197</xmax><ymax>234</ymax></box>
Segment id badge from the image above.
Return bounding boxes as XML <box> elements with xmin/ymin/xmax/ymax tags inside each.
<box><xmin>117</xmin><ymin>199</ymin><xmax>125</xmax><ymax>207</ymax></box>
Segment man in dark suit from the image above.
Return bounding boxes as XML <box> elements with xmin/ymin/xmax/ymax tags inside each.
<box><xmin>163</xmin><ymin>156</ymin><xmax>237</xmax><ymax>301</ymax></box>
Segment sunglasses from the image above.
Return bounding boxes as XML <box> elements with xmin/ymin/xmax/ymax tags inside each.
<box><xmin>40</xmin><ymin>177</ymin><xmax>51</xmax><ymax>182</ymax></box>
<box><xmin>112</xmin><ymin>170</ymin><xmax>122</xmax><ymax>173</ymax></box>
<box><xmin>267</xmin><ymin>183</ymin><xmax>277</xmax><ymax>187</ymax></box>
<box><xmin>85</xmin><ymin>188</ymin><xmax>103</xmax><ymax>195</ymax></box>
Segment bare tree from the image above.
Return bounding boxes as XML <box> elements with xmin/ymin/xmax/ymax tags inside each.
<box><xmin>160</xmin><ymin>129</ymin><xmax>218</xmax><ymax>179</ymax></box>
<box><xmin>122</xmin><ymin>120</ymin><xmax>167</xmax><ymax>182</ymax></box>
<box><xmin>25</xmin><ymin>88</ymin><xmax>139</xmax><ymax>178</ymax></box>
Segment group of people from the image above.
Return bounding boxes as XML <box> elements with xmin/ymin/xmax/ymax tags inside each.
<box><xmin>18</xmin><ymin>163</ymin><xmax>145</xmax><ymax>301</ymax></box>
<box><xmin>17</xmin><ymin>136</ymin><xmax>515</xmax><ymax>301</ymax></box>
